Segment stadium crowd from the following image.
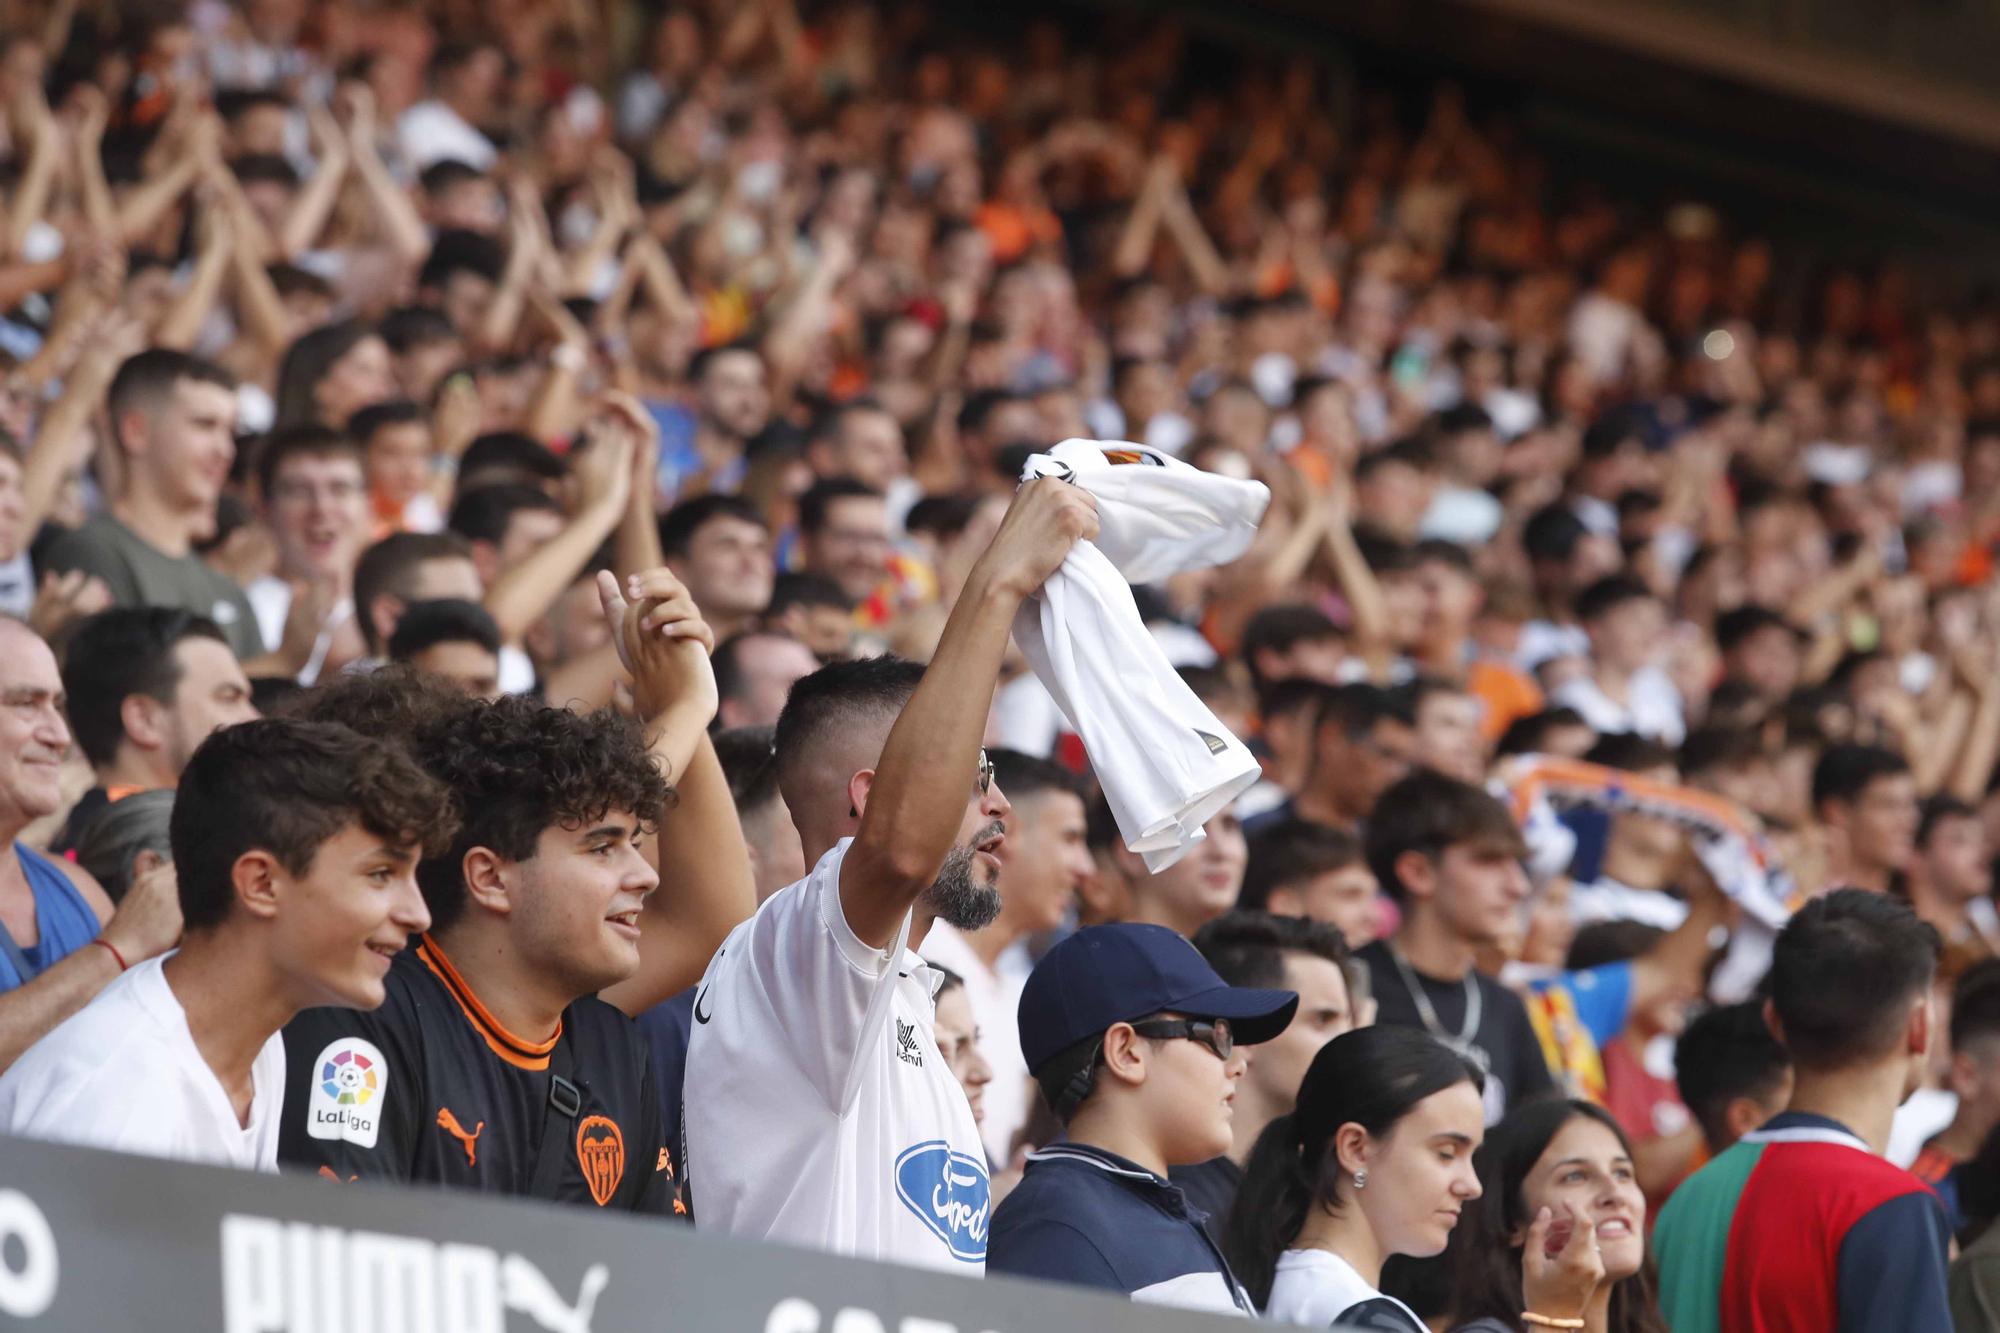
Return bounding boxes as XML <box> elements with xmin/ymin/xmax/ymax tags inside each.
<box><xmin>2</xmin><ymin>0</ymin><xmax>2000</xmax><ymax>1328</ymax></box>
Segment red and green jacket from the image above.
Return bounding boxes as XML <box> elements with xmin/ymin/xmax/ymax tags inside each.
<box><xmin>1652</xmin><ymin>1112</ymin><xmax>1950</xmax><ymax>1333</ymax></box>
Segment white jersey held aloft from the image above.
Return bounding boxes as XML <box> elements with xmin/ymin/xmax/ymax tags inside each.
<box><xmin>681</xmin><ymin>840</ymin><xmax>990</xmax><ymax>1273</ymax></box>
<box><xmin>1017</xmin><ymin>440</ymin><xmax>1268</xmax><ymax>871</ymax></box>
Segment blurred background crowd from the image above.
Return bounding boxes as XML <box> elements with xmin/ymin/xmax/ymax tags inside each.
<box><xmin>9</xmin><ymin>0</ymin><xmax>2000</xmax><ymax>1318</ymax></box>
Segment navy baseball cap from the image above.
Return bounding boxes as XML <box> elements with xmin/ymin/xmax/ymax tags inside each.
<box><xmin>1018</xmin><ymin>923</ymin><xmax>1300</xmax><ymax>1074</ymax></box>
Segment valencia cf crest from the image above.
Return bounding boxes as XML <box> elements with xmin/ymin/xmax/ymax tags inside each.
<box><xmin>576</xmin><ymin>1115</ymin><xmax>626</xmax><ymax>1206</ymax></box>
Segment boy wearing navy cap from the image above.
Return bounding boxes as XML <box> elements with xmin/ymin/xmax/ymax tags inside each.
<box><xmin>989</xmin><ymin>922</ymin><xmax>1298</xmax><ymax>1314</ymax></box>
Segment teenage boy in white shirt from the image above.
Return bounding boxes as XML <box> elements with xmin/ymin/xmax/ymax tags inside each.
<box><xmin>683</xmin><ymin>477</ymin><xmax>1097</xmax><ymax>1272</ymax></box>
<box><xmin>0</xmin><ymin>718</ymin><xmax>449</xmax><ymax>1168</ymax></box>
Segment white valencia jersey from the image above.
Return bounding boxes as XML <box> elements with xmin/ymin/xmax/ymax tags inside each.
<box><xmin>682</xmin><ymin>839</ymin><xmax>990</xmax><ymax>1272</ymax></box>
<box><xmin>1017</xmin><ymin>439</ymin><xmax>1267</xmax><ymax>871</ymax></box>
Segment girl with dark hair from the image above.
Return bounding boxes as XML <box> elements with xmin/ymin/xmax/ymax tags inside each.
<box><xmin>1223</xmin><ymin>1026</ymin><xmax>1486</xmax><ymax>1331</ymax></box>
<box><xmin>1446</xmin><ymin>1099</ymin><xmax>1667</xmax><ymax>1333</ymax></box>
<box><xmin>274</xmin><ymin>319</ymin><xmax>397</xmax><ymax>430</ymax></box>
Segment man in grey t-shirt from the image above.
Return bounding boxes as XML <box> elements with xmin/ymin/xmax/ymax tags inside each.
<box><xmin>41</xmin><ymin>350</ymin><xmax>266</xmax><ymax>661</ymax></box>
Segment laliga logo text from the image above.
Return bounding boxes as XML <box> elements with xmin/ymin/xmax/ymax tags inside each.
<box><xmin>222</xmin><ymin>1215</ymin><xmax>607</xmax><ymax>1333</ymax></box>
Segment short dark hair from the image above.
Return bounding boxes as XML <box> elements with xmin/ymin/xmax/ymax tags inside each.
<box><xmin>903</xmin><ymin>494</ymin><xmax>982</xmax><ymax>541</ymax></box>
<box><xmin>659</xmin><ymin>493</ymin><xmax>766</xmax><ymax>558</ymax></box>
<box><xmin>458</xmin><ymin>432</ymin><xmax>567</xmax><ymax>485</ymax></box>
<box><xmin>1240</xmin><ymin>605</ymin><xmax>1341</xmax><ymax>692</ymax></box>
<box><xmin>419</xmin><ymin>159</ymin><xmax>487</xmax><ymax>197</ymax></box>
<box><xmin>379</xmin><ymin>305</ymin><xmax>458</xmax><ymax>354</ymax></box>
<box><xmin>449</xmin><ymin>483</ymin><xmax>563</xmax><ymax>546</ymax></box>
<box><xmin>1241</xmin><ymin>819</ymin><xmax>1364</xmax><ymax>912</ymax></box>
<box><xmin>1951</xmin><ymin>959</ymin><xmax>2000</xmax><ymax>1053</ymax></box>
<box><xmin>1715</xmin><ymin>605</ymin><xmax>1801</xmax><ymax>653</ymax></box>
<box><xmin>388</xmin><ymin>599</ymin><xmax>501</xmax><ymax>662</ymax></box>
<box><xmin>353</xmin><ymin>532</ymin><xmax>475</xmax><ymax>653</ymax></box>
<box><xmin>1257</xmin><ymin>677</ymin><xmax>1334</xmax><ymax>725</ymax></box>
<box><xmin>1919</xmin><ymin>794</ymin><xmax>1979</xmax><ymax>850</ymax></box>
<box><xmin>1574</xmin><ymin>575</ymin><xmax>1656</xmax><ymax>625</ymax></box>
<box><xmin>689</xmin><ymin>341</ymin><xmax>761</xmax><ymax>385</ymax></box>
<box><xmin>230</xmin><ymin>153</ymin><xmax>300</xmax><ymax>190</ymax></box>
<box><xmin>1194</xmin><ymin>910</ymin><xmax>1350</xmax><ymax>992</ymax></box>
<box><xmin>419</xmin><ymin>229</ymin><xmax>506</xmax><ymax>291</ymax></box>
<box><xmin>1494</xmin><ymin>706</ymin><xmax>1590</xmax><ymax>758</ymax></box>
<box><xmin>1566</xmin><ymin>920</ymin><xmax>1664</xmax><ymax>972</ymax></box>
<box><xmin>1679</xmin><ymin>726</ymin><xmax>1767</xmax><ymax>780</ymax></box>
<box><xmin>1084</xmin><ymin>792</ymin><xmax>1123</xmax><ymax>854</ymax></box>
<box><xmin>61</xmin><ymin>609</ymin><xmax>231</xmax><ymax>768</ymax></box>
<box><xmin>1315</xmin><ymin>682</ymin><xmax>1415</xmax><ymax>743</ymax></box>
<box><xmin>412</xmin><ymin>697</ymin><xmax>671</xmax><ymax>932</ymax></box>
<box><xmin>767</xmin><ymin>571</ymin><xmax>855</xmax><ymax>616</ymax></box>
<box><xmin>348</xmin><ymin>399</ymin><xmax>424</xmax><ymax>444</ymax></box>
<box><xmin>797</xmin><ymin>476</ymin><xmax>883</xmax><ymax>537</ymax></box>
<box><xmin>713</xmin><ymin>726</ymin><xmax>781</xmax><ymax>815</ymax></box>
<box><xmin>428</xmin><ymin>38</ymin><xmax>499</xmax><ymax>81</ymax></box>
<box><xmin>1811</xmin><ymin>743</ymin><xmax>1910</xmax><ymax>812</ymax></box>
<box><xmin>268</xmin><ymin>263</ymin><xmax>335</xmax><ymax>303</ymax></box>
<box><xmin>1675</xmin><ymin>1001</ymin><xmax>1793</xmax><ymax>1151</ymax></box>
<box><xmin>1521</xmin><ymin>503</ymin><xmax>1589</xmax><ymax>565</ymax></box>
<box><xmin>1584</xmin><ymin>733</ymin><xmax>1677</xmax><ymax>773</ymax></box>
<box><xmin>1770</xmin><ymin>888</ymin><xmax>1939</xmax><ymax>1069</ymax></box>
<box><xmin>988</xmin><ymin>749</ymin><xmax>1085</xmax><ymax>806</ymax></box>
<box><xmin>1365</xmin><ymin>770</ymin><xmax>1524</xmax><ymax>902</ymax></box>
<box><xmin>773</xmin><ymin>655</ymin><xmax>923</xmax><ymax>798</ymax></box>
<box><xmin>1413</xmin><ymin>538</ymin><xmax>1475</xmax><ymax>575</ymax></box>
<box><xmin>106</xmin><ymin>349</ymin><xmax>235</xmax><ymax>451</ymax></box>
<box><xmin>254</xmin><ymin>424</ymin><xmax>363</xmax><ymax>500</ymax></box>
<box><xmin>712</xmin><ymin>630</ymin><xmax>805</xmax><ymax>710</ymax></box>
<box><xmin>171</xmin><ymin>718</ymin><xmax>455</xmax><ymax>931</ymax></box>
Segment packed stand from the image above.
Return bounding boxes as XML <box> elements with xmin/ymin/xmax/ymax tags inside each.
<box><xmin>4</xmin><ymin>0</ymin><xmax>2000</xmax><ymax>1328</ymax></box>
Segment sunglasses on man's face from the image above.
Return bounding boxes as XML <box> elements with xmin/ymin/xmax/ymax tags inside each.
<box><xmin>975</xmin><ymin>748</ymin><xmax>993</xmax><ymax>796</ymax></box>
<box><xmin>1129</xmin><ymin>1016</ymin><xmax>1235</xmax><ymax>1061</ymax></box>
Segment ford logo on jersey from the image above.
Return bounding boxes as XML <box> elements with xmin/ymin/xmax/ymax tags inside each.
<box><xmin>894</xmin><ymin>1141</ymin><xmax>990</xmax><ymax>1262</ymax></box>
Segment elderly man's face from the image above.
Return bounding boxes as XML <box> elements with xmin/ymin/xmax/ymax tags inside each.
<box><xmin>0</xmin><ymin>622</ymin><xmax>71</xmax><ymax>827</ymax></box>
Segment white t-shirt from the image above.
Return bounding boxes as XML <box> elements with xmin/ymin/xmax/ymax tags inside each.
<box><xmin>0</xmin><ymin>955</ymin><xmax>284</xmax><ymax>1170</ymax></box>
<box><xmin>683</xmin><ymin>840</ymin><xmax>990</xmax><ymax>1272</ymax></box>
<box><xmin>919</xmin><ymin>922</ymin><xmax>1033</xmax><ymax>1165</ymax></box>
<box><xmin>1263</xmin><ymin>1248</ymin><xmax>1425</xmax><ymax>1332</ymax></box>
<box><xmin>397</xmin><ymin>100</ymin><xmax>498</xmax><ymax>171</ymax></box>
<box><xmin>246</xmin><ymin>576</ymin><xmax>354</xmax><ymax>687</ymax></box>
<box><xmin>1551</xmin><ymin>667</ymin><xmax>1686</xmax><ymax>746</ymax></box>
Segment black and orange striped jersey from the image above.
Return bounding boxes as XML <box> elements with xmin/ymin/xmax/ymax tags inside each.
<box><xmin>277</xmin><ymin>933</ymin><xmax>675</xmax><ymax>1215</ymax></box>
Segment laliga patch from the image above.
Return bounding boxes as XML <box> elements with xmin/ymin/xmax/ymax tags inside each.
<box><xmin>894</xmin><ymin>1140</ymin><xmax>990</xmax><ymax>1263</ymax></box>
<box><xmin>307</xmin><ymin>1037</ymin><xmax>388</xmax><ymax>1148</ymax></box>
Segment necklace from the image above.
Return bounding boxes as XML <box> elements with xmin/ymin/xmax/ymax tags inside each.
<box><xmin>1387</xmin><ymin>945</ymin><xmax>1489</xmax><ymax>1074</ymax></box>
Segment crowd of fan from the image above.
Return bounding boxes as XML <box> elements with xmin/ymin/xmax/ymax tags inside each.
<box><xmin>4</xmin><ymin>0</ymin><xmax>2000</xmax><ymax>1328</ymax></box>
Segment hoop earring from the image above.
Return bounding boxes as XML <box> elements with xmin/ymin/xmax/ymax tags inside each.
<box><xmin>1353</xmin><ymin>1170</ymin><xmax>1368</xmax><ymax>1190</ymax></box>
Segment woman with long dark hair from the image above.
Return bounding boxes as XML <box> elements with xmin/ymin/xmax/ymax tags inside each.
<box><xmin>1223</xmin><ymin>1026</ymin><xmax>1486</xmax><ymax>1330</ymax></box>
<box><xmin>1446</xmin><ymin>1099</ymin><xmax>1668</xmax><ymax>1333</ymax></box>
<box><xmin>274</xmin><ymin>319</ymin><xmax>397</xmax><ymax>430</ymax></box>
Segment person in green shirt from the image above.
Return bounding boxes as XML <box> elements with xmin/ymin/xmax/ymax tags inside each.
<box><xmin>41</xmin><ymin>350</ymin><xmax>275</xmax><ymax>664</ymax></box>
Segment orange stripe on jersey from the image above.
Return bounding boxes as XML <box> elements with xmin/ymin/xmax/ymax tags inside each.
<box><xmin>415</xmin><ymin>934</ymin><xmax>563</xmax><ymax>1070</ymax></box>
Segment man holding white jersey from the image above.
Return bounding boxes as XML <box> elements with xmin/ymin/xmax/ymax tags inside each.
<box><xmin>682</xmin><ymin>477</ymin><xmax>1097</xmax><ymax>1273</ymax></box>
